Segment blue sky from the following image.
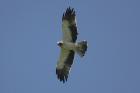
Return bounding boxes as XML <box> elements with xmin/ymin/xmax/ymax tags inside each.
<box><xmin>0</xmin><ymin>0</ymin><xmax>140</xmax><ymax>93</ymax></box>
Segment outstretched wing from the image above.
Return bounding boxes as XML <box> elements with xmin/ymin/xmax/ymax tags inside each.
<box><xmin>56</xmin><ymin>48</ymin><xmax>75</xmax><ymax>83</ymax></box>
<box><xmin>62</xmin><ymin>7</ymin><xmax>78</xmax><ymax>43</ymax></box>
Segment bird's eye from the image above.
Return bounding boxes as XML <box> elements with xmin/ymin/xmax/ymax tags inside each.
<box><xmin>57</xmin><ymin>43</ymin><xmax>62</xmax><ymax>47</ymax></box>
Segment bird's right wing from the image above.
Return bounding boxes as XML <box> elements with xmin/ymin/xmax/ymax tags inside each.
<box><xmin>56</xmin><ymin>48</ymin><xmax>75</xmax><ymax>83</ymax></box>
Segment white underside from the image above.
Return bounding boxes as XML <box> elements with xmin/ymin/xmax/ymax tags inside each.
<box><xmin>62</xmin><ymin>42</ymin><xmax>77</xmax><ymax>51</ymax></box>
<box><xmin>61</xmin><ymin>41</ymin><xmax>84</xmax><ymax>57</ymax></box>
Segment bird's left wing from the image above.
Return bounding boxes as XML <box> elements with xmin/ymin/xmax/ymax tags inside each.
<box><xmin>56</xmin><ymin>48</ymin><xmax>75</xmax><ymax>83</ymax></box>
<box><xmin>62</xmin><ymin>7</ymin><xmax>78</xmax><ymax>43</ymax></box>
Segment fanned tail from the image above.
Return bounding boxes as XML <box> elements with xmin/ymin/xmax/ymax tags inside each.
<box><xmin>76</xmin><ymin>40</ymin><xmax>88</xmax><ymax>57</ymax></box>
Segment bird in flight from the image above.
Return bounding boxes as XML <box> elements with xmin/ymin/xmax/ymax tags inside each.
<box><xmin>56</xmin><ymin>7</ymin><xmax>88</xmax><ymax>83</ymax></box>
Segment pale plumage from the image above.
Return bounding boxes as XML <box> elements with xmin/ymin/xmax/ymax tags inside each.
<box><xmin>56</xmin><ymin>7</ymin><xmax>88</xmax><ymax>83</ymax></box>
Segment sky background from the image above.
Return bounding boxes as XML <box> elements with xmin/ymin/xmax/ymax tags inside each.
<box><xmin>0</xmin><ymin>0</ymin><xmax>140</xmax><ymax>93</ymax></box>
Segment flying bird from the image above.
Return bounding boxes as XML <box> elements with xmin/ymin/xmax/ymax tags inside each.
<box><xmin>56</xmin><ymin>7</ymin><xmax>88</xmax><ymax>83</ymax></box>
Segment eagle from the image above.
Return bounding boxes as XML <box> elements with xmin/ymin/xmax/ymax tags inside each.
<box><xmin>56</xmin><ymin>7</ymin><xmax>88</xmax><ymax>83</ymax></box>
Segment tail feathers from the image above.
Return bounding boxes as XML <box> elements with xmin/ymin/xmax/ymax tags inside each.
<box><xmin>76</xmin><ymin>40</ymin><xmax>88</xmax><ymax>57</ymax></box>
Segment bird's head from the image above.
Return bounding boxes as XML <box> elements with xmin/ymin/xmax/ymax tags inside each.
<box><xmin>57</xmin><ymin>41</ymin><xmax>63</xmax><ymax>47</ymax></box>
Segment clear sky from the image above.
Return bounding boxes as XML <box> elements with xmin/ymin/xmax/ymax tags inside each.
<box><xmin>0</xmin><ymin>0</ymin><xmax>140</xmax><ymax>93</ymax></box>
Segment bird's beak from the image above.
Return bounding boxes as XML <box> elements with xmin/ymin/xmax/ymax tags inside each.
<box><xmin>57</xmin><ymin>42</ymin><xmax>60</xmax><ymax>47</ymax></box>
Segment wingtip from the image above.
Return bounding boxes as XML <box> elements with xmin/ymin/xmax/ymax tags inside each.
<box><xmin>62</xmin><ymin>7</ymin><xmax>76</xmax><ymax>21</ymax></box>
<box><xmin>56</xmin><ymin>68</ymin><xmax>68</xmax><ymax>83</ymax></box>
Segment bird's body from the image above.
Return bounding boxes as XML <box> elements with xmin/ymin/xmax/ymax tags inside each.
<box><xmin>58</xmin><ymin>41</ymin><xmax>76</xmax><ymax>50</ymax></box>
<box><xmin>56</xmin><ymin>7</ymin><xmax>88</xmax><ymax>83</ymax></box>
